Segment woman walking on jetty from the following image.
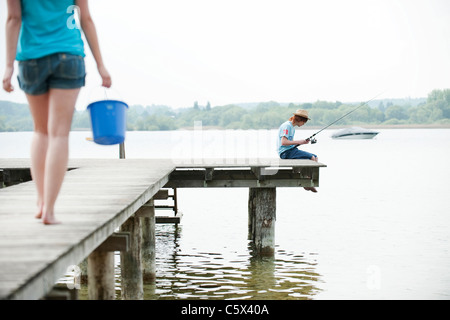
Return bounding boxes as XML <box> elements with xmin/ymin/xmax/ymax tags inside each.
<box><xmin>277</xmin><ymin>109</ymin><xmax>318</xmax><ymax>192</ymax></box>
<box><xmin>3</xmin><ymin>0</ymin><xmax>111</xmax><ymax>224</ymax></box>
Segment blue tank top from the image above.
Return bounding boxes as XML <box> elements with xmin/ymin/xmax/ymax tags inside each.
<box><xmin>16</xmin><ymin>0</ymin><xmax>85</xmax><ymax>61</ymax></box>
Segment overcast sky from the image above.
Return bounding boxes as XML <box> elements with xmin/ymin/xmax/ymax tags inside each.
<box><xmin>1</xmin><ymin>0</ymin><xmax>450</xmax><ymax>110</ymax></box>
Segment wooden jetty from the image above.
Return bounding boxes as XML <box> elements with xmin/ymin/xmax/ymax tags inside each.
<box><xmin>0</xmin><ymin>158</ymin><xmax>325</xmax><ymax>300</ymax></box>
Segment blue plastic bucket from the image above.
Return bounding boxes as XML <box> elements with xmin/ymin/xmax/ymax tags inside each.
<box><xmin>87</xmin><ymin>100</ymin><xmax>128</xmax><ymax>145</ymax></box>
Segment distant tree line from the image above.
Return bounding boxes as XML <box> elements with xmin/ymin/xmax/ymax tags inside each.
<box><xmin>1</xmin><ymin>89</ymin><xmax>449</xmax><ymax>132</ymax></box>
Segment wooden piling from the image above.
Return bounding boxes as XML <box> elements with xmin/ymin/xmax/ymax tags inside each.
<box><xmin>119</xmin><ymin>142</ymin><xmax>126</xmax><ymax>159</ymax></box>
<box><xmin>248</xmin><ymin>189</ymin><xmax>256</xmax><ymax>240</ymax></box>
<box><xmin>120</xmin><ymin>215</ymin><xmax>144</xmax><ymax>300</ymax></box>
<box><xmin>137</xmin><ymin>201</ymin><xmax>156</xmax><ymax>282</ymax></box>
<box><xmin>87</xmin><ymin>233</ymin><xmax>129</xmax><ymax>300</ymax></box>
<box><xmin>79</xmin><ymin>259</ymin><xmax>88</xmax><ymax>284</ymax></box>
<box><xmin>248</xmin><ymin>188</ymin><xmax>276</xmax><ymax>255</ymax></box>
<box><xmin>87</xmin><ymin>251</ymin><xmax>115</xmax><ymax>300</ymax></box>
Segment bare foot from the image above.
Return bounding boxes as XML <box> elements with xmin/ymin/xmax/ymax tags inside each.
<box><xmin>35</xmin><ymin>201</ymin><xmax>43</xmax><ymax>219</ymax></box>
<box><xmin>42</xmin><ymin>216</ymin><xmax>61</xmax><ymax>225</ymax></box>
<box><xmin>42</xmin><ymin>208</ymin><xmax>61</xmax><ymax>225</ymax></box>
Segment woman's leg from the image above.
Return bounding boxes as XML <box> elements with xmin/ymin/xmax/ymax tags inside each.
<box><xmin>41</xmin><ymin>88</ymin><xmax>80</xmax><ymax>224</ymax></box>
<box><xmin>26</xmin><ymin>93</ymin><xmax>50</xmax><ymax>218</ymax></box>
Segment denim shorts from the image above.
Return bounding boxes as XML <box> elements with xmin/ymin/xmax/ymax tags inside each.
<box><xmin>18</xmin><ymin>53</ymin><xmax>86</xmax><ymax>95</ymax></box>
<box><xmin>280</xmin><ymin>147</ymin><xmax>317</xmax><ymax>160</ymax></box>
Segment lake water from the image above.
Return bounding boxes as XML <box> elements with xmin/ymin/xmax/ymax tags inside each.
<box><xmin>1</xmin><ymin>128</ymin><xmax>450</xmax><ymax>299</ymax></box>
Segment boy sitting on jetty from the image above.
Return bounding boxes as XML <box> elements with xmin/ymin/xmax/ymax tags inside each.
<box><xmin>277</xmin><ymin>109</ymin><xmax>318</xmax><ymax>192</ymax></box>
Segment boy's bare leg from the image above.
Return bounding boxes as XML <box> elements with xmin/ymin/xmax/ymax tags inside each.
<box><xmin>303</xmin><ymin>156</ymin><xmax>318</xmax><ymax>192</ymax></box>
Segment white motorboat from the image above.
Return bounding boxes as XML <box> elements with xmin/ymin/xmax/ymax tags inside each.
<box><xmin>331</xmin><ymin>127</ymin><xmax>379</xmax><ymax>139</ymax></box>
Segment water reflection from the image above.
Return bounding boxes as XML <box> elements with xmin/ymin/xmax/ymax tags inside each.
<box><xmin>144</xmin><ymin>224</ymin><xmax>322</xmax><ymax>300</ymax></box>
<box><xmin>64</xmin><ymin>223</ymin><xmax>322</xmax><ymax>300</ymax></box>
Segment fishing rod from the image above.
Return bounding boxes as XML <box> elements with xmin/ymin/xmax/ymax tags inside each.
<box><xmin>305</xmin><ymin>92</ymin><xmax>384</xmax><ymax>144</ymax></box>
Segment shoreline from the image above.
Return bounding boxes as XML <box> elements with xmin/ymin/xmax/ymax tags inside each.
<box><xmin>177</xmin><ymin>123</ymin><xmax>450</xmax><ymax>130</ymax></box>
<box><xmin>3</xmin><ymin>123</ymin><xmax>450</xmax><ymax>133</ymax></box>
<box><xmin>306</xmin><ymin>123</ymin><xmax>450</xmax><ymax>130</ymax></box>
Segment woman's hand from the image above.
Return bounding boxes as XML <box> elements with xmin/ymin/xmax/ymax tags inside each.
<box><xmin>2</xmin><ymin>65</ymin><xmax>14</xmax><ymax>92</ymax></box>
<box><xmin>98</xmin><ymin>64</ymin><xmax>111</xmax><ymax>88</ymax></box>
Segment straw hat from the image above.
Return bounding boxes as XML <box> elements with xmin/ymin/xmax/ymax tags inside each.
<box><xmin>293</xmin><ymin>109</ymin><xmax>311</xmax><ymax>120</ymax></box>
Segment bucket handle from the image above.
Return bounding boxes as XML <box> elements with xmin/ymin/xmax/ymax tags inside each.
<box><xmin>85</xmin><ymin>86</ymin><xmax>124</xmax><ymax>106</ymax></box>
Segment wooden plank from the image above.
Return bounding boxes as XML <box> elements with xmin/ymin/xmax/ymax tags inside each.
<box><xmin>166</xmin><ymin>179</ymin><xmax>314</xmax><ymax>188</ymax></box>
<box><xmin>1</xmin><ymin>158</ymin><xmax>326</xmax><ymax>169</ymax></box>
<box><xmin>170</xmin><ymin>158</ymin><xmax>326</xmax><ymax>168</ymax></box>
<box><xmin>155</xmin><ymin>212</ymin><xmax>183</xmax><ymax>224</ymax></box>
<box><xmin>153</xmin><ymin>189</ymin><xmax>169</xmax><ymax>200</ymax></box>
<box><xmin>95</xmin><ymin>232</ymin><xmax>129</xmax><ymax>252</ymax></box>
<box><xmin>165</xmin><ymin>167</ymin><xmax>318</xmax><ymax>188</ymax></box>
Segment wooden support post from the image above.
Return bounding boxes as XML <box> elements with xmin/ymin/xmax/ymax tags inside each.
<box><xmin>119</xmin><ymin>142</ymin><xmax>126</xmax><ymax>159</ymax></box>
<box><xmin>88</xmin><ymin>251</ymin><xmax>115</xmax><ymax>300</ymax></box>
<box><xmin>87</xmin><ymin>232</ymin><xmax>129</xmax><ymax>300</ymax></box>
<box><xmin>79</xmin><ymin>259</ymin><xmax>88</xmax><ymax>284</ymax></box>
<box><xmin>120</xmin><ymin>215</ymin><xmax>143</xmax><ymax>300</ymax></box>
<box><xmin>248</xmin><ymin>188</ymin><xmax>276</xmax><ymax>255</ymax></box>
<box><xmin>173</xmin><ymin>188</ymin><xmax>178</xmax><ymax>214</ymax></box>
<box><xmin>137</xmin><ymin>200</ymin><xmax>156</xmax><ymax>282</ymax></box>
<box><xmin>205</xmin><ymin>168</ymin><xmax>214</xmax><ymax>181</ymax></box>
<box><xmin>248</xmin><ymin>188</ymin><xmax>256</xmax><ymax>241</ymax></box>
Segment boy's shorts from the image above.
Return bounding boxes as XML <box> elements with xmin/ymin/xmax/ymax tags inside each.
<box><xmin>17</xmin><ymin>53</ymin><xmax>85</xmax><ymax>95</ymax></box>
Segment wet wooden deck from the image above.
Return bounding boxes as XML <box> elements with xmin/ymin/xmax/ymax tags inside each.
<box><xmin>0</xmin><ymin>158</ymin><xmax>325</xmax><ymax>299</ymax></box>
